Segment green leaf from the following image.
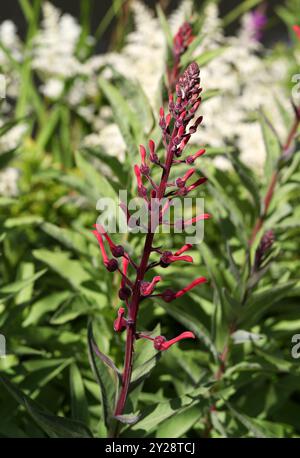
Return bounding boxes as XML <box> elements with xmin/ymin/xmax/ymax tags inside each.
<box><xmin>99</xmin><ymin>78</ymin><xmax>140</xmax><ymax>155</ymax></box>
<box><xmin>87</xmin><ymin>321</ymin><xmax>119</xmax><ymax>430</ymax></box>
<box><xmin>23</xmin><ymin>291</ymin><xmax>70</xmax><ymax>327</ymax></box>
<box><xmin>32</xmin><ymin>249</ymin><xmax>90</xmax><ymax>288</ymax></box>
<box><xmin>131</xmin><ymin>387</ymin><xmax>209</xmax><ymax>435</ymax></box>
<box><xmin>75</xmin><ymin>150</ymin><xmax>117</xmax><ymax>201</ymax></box>
<box><xmin>0</xmin><ymin>269</ymin><xmax>46</xmax><ymax>294</ymax></box>
<box><xmin>156</xmin><ymin>403</ymin><xmax>202</xmax><ymax>438</ymax></box>
<box><xmin>131</xmin><ymin>325</ymin><xmax>161</xmax><ymax>388</ymax></box>
<box><xmin>223</xmin><ymin>0</ymin><xmax>263</xmax><ymax>26</ymax></box>
<box><xmin>70</xmin><ymin>363</ymin><xmax>89</xmax><ymax>425</ymax></box>
<box><xmin>50</xmin><ymin>295</ymin><xmax>90</xmax><ymax>325</ymax></box>
<box><xmin>0</xmin><ymin>375</ymin><xmax>93</xmax><ymax>438</ymax></box>
<box><xmin>259</xmin><ymin>111</ymin><xmax>282</xmax><ymax>182</ymax></box>
<box><xmin>25</xmin><ymin>401</ymin><xmax>93</xmax><ymax>438</ymax></box>
<box><xmin>41</xmin><ymin>222</ymin><xmax>90</xmax><ymax>256</ymax></box>
<box><xmin>227</xmin><ymin>402</ymin><xmax>273</xmax><ymax>438</ymax></box>
<box><xmin>194</xmin><ymin>47</ymin><xmax>228</xmax><ymax>67</ymax></box>
<box><xmin>231</xmin><ymin>156</ymin><xmax>261</xmax><ymax>215</ymax></box>
<box><xmin>15</xmin><ymin>262</ymin><xmax>35</xmax><ymax>305</ymax></box>
<box><xmin>4</xmin><ymin>215</ymin><xmax>43</xmax><ymax>228</ymax></box>
<box><xmin>156</xmin><ymin>4</ymin><xmax>173</xmax><ymax>48</ymax></box>
<box><xmin>240</xmin><ymin>281</ymin><xmax>296</xmax><ymax>327</ymax></box>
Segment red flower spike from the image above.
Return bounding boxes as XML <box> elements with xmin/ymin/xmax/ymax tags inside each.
<box><xmin>293</xmin><ymin>25</ymin><xmax>300</xmax><ymax>40</ymax></box>
<box><xmin>140</xmin><ymin>276</ymin><xmax>162</xmax><ymax>296</ymax></box>
<box><xmin>114</xmin><ymin>307</ymin><xmax>127</xmax><ymax>332</ymax></box>
<box><xmin>154</xmin><ymin>331</ymin><xmax>195</xmax><ymax>351</ymax></box>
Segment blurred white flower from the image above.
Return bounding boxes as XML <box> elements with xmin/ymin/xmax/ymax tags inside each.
<box><xmin>0</xmin><ymin>167</ymin><xmax>19</xmax><ymax>197</ymax></box>
<box><xmin>83</xmin><ymin>124</ymin><xmax>126</xmax><ymax>163</ymax></box>
<box><xmin>0</xmin><ymin>124</ymin><xmax>27</xmax><ymax>154</ymax></box>
<box><xmin>0</xmin><ymin>20</ymin><xmax>22</xmax><ymax>64</ymax></box>
<box><xmin>32</xmin><ymin>2</ymin><xmax>83</xmax><ymax>79</ymax></box>
<box><xmin>41</xmin><ymin>78</ymin><xmax>64</xmax><ymax>99</ymax></box>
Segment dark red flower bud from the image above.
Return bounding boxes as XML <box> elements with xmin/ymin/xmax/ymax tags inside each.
<box><xmin>153</xmin><ymin>335</ymin><xmax>167</xmax><ymax>350</ymax></box>
<box><xmin>140</xmin><ymin>276</ymin><xmax>161</xmax><ymax>296</ymax></box>
<box><xmin>161</xmin><ymin>288</ymin><xmax>176</xmax><ymax>302</ymax></box>
<box><xmin>160</xmin><ymin>251</ymin><xmax>173</xmax><ymax>267</ymax></box>
<box><xmin>118</xmin><ymin>286</ymin><xmax>132</xmax><ymax>300</ymax></box>
<box><xmin>105</xmin><ymin>259</ymin><xmax>119</xmax><ymax>272</ymax></box>
<box><xmin>154</xmin><ymin>332</ymin><xmax>195</xmax><ymax>351</ymax></box>
<box><xmin>111</xmin><ymin>245</ymin><xmax>125</xmax><ymax>258</ymax></box>
<box><xmin>254</xmin><ymin>230</ymin><xmax>275</xmax><ymax>270</ymax></box>
<box><xmin>140</xmin><ymin>164</ymin><xmax>150</xmax><ymax>175</ymax></box>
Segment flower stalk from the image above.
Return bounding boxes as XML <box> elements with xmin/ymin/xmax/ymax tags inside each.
<box><xmin>92</xmin><ymin>61</ymin><xmax>209</xmax><ymax>422</ymax></box>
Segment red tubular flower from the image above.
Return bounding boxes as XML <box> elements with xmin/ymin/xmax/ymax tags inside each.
<box><xmin>176</xmin><ymin>168</ymin><xmax>196</xmax><ymax>188</ymax></box>
<box><xmin>139</xmin><ymin>331</ymin><xmax>195</xmax><ymax>351</ymax></box>
<box><xmin>186</xmin><ymin>149</ymin><xmax>206</xmax><ymax>164</ymax></box>
<box><xmin>155</xmin><ymin>331</ymin><xmax>195</xmax><ymax>351</ymax></box>
<box><xmin>175</xmin><ymin>277</ymin><xmax>207</xmax><ymax>298</ymax></box>
<box><xmin>94</xmin><ymin>224</ymin><xmax>124</xmax><ymax>258</ymax></box>
<box><xmin>160</xmin><ymin>251</ymin><xmax>193</xmax><ymax>267</ymax></box>
<box><xmin>139</xmin><ymin>145</ymin><xmax>150</xmax><ymax>175</ymax></box>
<box><xmin>149</xmin><ymin>139</ymin><xmax>159</xmax><ymax>164</ymax></box>
<box><xmin>134</xmin><ymin>165</ymin><xmax>147</xmax><ymax>198</ymax></box>
<box><xmin>174</xmin><ymin>213</ymin><xmax>211</xmax><ymax>229</ymax></box>
<box><xmin>185</xmin><ymin>177</ymin><xmax>207</xmax><ymax>193</ymax></box>
<box><xmin>161</xmin><ymin>277</ymin><xmax>207</xmax><ymax>302</ymax></box>
<box><xmin>146</xmin><ymin>331</ymin><xmax>195</xmax><ymax>351</ymax></box>
<box><xmin>92</xmin><ymin>229</ymin><xmax>119</xmax><ymax>272</ymax></box>
<box><xmin>119</xmin><ymin>258</ymin><xmax>131</xmax><ymax>300</ymax></box>
<box><xmin>114</xmin><ymin>307</ymin><xmax>127</xmax><ymax>332</ymax></box>
<box><xmin>140</xmin><ymin>276</ymin><xmax>161</xmax><ymax>296</ymax></box>
<box><xmin>175</xmin><ymin>244</ymin><xmax>192</xmax><ymax>256</ymax></box>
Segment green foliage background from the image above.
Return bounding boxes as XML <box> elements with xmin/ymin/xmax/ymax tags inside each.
<box><xmin>0</xmin><ymin>0</ymin><xmax>299</xmax><ymax>438</ymax></box>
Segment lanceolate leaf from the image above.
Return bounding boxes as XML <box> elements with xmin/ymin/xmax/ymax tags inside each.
<box><xmin>0</xmin><ymin>375</ymin><xmax>93</xmax><ymax>438</ymax></box>
<box><xmin>130</xmin><ymin>387</ymin><xmax>210</xmax><ymax>435</ymax></box>
<box><xmin>259</xmin><ymin>110</ymin><xmax>282</xmax><ymax>183</ymax></box>
<box><xmin>87</xmin><ymin>321</ymin><xmax>119</xmax><ymax>430</ymax></box>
